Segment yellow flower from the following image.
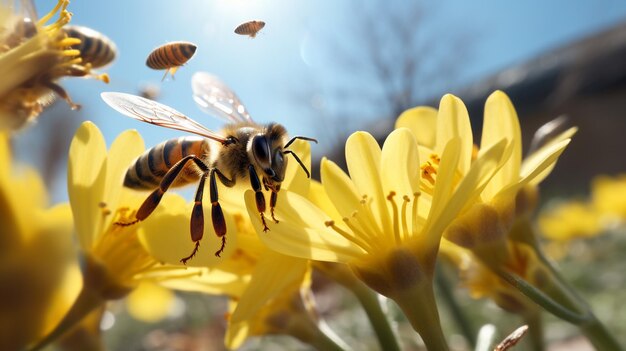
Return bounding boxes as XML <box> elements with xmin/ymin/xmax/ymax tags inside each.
<box><xmin>397</xmin><ymin>91</ymin><xmax>575</xmax><ymax>262</ymax></box>
<box><xmin>539</xmin><ymin>200</ymin><xmax>602</xmax><ymax>241</ymax></box>
<box><xmin>33</xmin><ymin>122</ymin><xmax>199</xmax><ymax>350</ymax></box>
<box><xmin>0</xmin><ymin>0</ymin><xmax>109</xmax><ymax>131</ymax></box>
<box><xmin>591</xmin><ymin>174</ymin><xmax>626</xmax><ymax>222</ymax></box>
<box><xmin>0</xmin><ymin>132</ymin><xmax>80</xmax><ymax>350</ymax></box>
<box><xmin>126</xmin><ymin>282</ymin><xmax>176</xmax><ymax>323</ymax></box>
<box><xmin>140</xmin><ymin>139</ymin><xmax>314</xmax><ymax>349</ymax></box>
<box><xmin>245</xmin><ymin>96</ymin><xmax>510</xmax><ymax>349</ymax></box>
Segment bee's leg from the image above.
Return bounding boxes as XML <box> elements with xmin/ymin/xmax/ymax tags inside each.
<box><xmin>269</xmin><ymin>184</ymin><xmax>280</xmax><ymax>223</ymax></box>
<box><xmin>249</xmin><ymin>165</ymin><xmax>269</xmax><ymax>232</ymax></box>
<box><xmin>180</xmin><ymin>170</ymin><xmax>209</xmax><ymax>265</ymax></box>
<box><xmin>43</xmin><ymin>81</ymin><xmax>80</xmax><ymax>110</ymax></box>
<box><xmin>118</xmin><ymin>155</ymin><xmax>208</xmax><ymax>226</ymax></box>
<box><xmin>208</xmin><ymin>168</ymin><xmax>227</xmax><ymax>257</ymax></box>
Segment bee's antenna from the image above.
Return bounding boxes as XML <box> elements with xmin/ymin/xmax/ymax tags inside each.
<box><xmin>284</xmin><ymin>136</ymin><xmax>317</xmax><ymax>149</ymax></box>
<box><xmin>284</xmin><ymin>150</ymin><xmax>310</xmax><ymax>178</ymax></box>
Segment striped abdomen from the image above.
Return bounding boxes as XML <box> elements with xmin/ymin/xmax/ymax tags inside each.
<box><xmin>234</xmin><ymin>21</ymin><xmax>265</xmax><ymax>38</ymax></box>
<box><xmin>146</xmin><ymin>41</ymin><xmax>197</xmax><ymax>70</ymax></box>
<box><xmin>64</xmin><ymin>25</ymin><xmax>117</xmax><ymax>68</ymax></box>
<box><xmin>124</xmin><ymin>136</ymin><xmax>210</xmax><ymax>190</ymax></box>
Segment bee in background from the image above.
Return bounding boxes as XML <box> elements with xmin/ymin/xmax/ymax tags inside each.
<box><xmin>0</xmin><ymin>0</ymin><xmax>110</xmax><ymax>131</ymax></box>
<box><xmin>234</xmin><ymin>20</ymin><xmax>265</xmax><ymax>38</ymax></box>
<box><xmin>63</xmin><ymin>25</ymin><xmax>117</xmax><ymax>69</ymax></box>
<box><xmin>146</xmin><ymin>41</ymin><xmax>197</xmax><ymax>81</ymax></box>
<box><xmin>100</xmin><ymin>72</ymin><xmax>316</xmax><ymax>264</ymax></box>
<box><xmin>138</xmin><ymin>83</ymin><xmax>160</xmax><ymax>100</ymax></box>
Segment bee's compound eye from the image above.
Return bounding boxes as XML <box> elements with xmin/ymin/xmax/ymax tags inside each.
<box><xmin>252</xmin><ymin>136</ymin><xmax>270</xmax><ymax>165</ymax></box>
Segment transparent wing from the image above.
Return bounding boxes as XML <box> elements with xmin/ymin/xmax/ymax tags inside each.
<box><xmin>101</xmin><ymin>92</ymin><xmax>227</xmax><ymax>143</ymax></box>
<box><xmin>191</xmin><ymin>71</ymin><xmax>254</xmax><ymax>124</ymax></box>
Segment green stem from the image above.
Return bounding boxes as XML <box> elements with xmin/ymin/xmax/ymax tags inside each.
<box><xmin>579</xmin><ymin>316</ymin><xmax>623</xmax><ymax>351</ymax></box>
<box><xmin>351</xmin><ymin>283</ymin><xmax>402</xmax><ymax>351</ymax></box>
<box><xmin>523</xmin><ymin>310</ymin><xmax>544</xmax><ymax>351</ymax></box>
<box><xmin>492</xmin><ymin>267</ymin><xmax>588</xmax><ymax>324</ymax></box>
<box><xmin>315</xmin><ymin>263</ymin><xmax>401</xmax><ymax>351</ymax></box>
<box><xmin>28</xmin><ymin>285</ymin><xmax>104</xmax><ymax>351</ymax></box>
<box><xmin>435</xmin><ymin>263</ymin><xmax>476</xmax><ymax>348</ymax></box>
<box><xmin>289</xmin><ymin>317</ymin><xmax>346</xmax><ymax>351</ymax></box>
<box><xmin>305</xmin><ymin>328</ymin><xmax>346</xmax><ymax>351</ymax></box>
<box><xmin>392</xmin><ymin>283</ymin><xmax>450</xmax><ymax>351</ymax></box>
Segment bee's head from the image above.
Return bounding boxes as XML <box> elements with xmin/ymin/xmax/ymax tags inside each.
<box><xmin>251</xmin><ymin>134</ymin><xmax>286</xmax><ymax>183</ymax></box>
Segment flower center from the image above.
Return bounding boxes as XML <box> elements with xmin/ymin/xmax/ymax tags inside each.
<box><xmin>420</xmin><ymin>154</ymin><xmax>441</xmax><ymax>194</ymax></box>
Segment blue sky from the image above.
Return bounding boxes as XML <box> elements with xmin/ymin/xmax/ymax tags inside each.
<box><xmin>18</xmin><ymin>0</ymin><xmax>626</xmax><ymax>200</ymax></box>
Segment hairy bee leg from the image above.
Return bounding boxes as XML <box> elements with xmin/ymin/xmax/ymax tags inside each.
<box><xmin>43</xmin><ymin>81</ymin><xmax>81</xmax><ymax>110</ymax></box>
<box><xmin>118</xmin><ymin>155</ymin><xmax>209</xmax><ymax>227</ymax></box>
<box><xmin>249</xmin><ymin>165</ymin><xmax>269</xmax><ymax>231</ymax></box>
<box><xmin>209</xmin><ymin>169</ymin><xmax>227</xmax><ymax>257</ymax></box>
<box><xmin>180</xmin><ymin>171</ymin><xmax>209</xmax><ymax>265</ymax></box>
<box><xmin>269</xmin><ymin>184</ymin><xmax>280</xmax><ymax>223</ymax></box>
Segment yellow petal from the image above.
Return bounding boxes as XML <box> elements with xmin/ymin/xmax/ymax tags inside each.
<box><xmin>225</xmin><ymin>319</ymin><xmax>250</xmax><ymax>350</ymax></box>
<box><xmin>520</xmin><ymin>139</ymin><xmax>570</xmax><ymax>186</ymax></box>
<box><xmin>381</xmin><ymin>128</ymin><xmax>420</xmax><ymax>199</ymax></box>
<box><xmin>161</xmin><ymin>268</ymin><xmax>250</xmax><ymax>297</ymax></box>
<box><xmin>425</xmin><ymin>139</ymin><xmax>506</xmax><ymax>249</ymax></box>
<box><xmin>436</xmin><ymin>95</ymin><xmax>473</xmax><ymax>174</ymax></box>
<box><xmin>345</xmin><ymin>131</ymin><xmax>391</xmax><ymax>233</ymax></box>
<box><xmin>321</xmin><ymin>158</ymin><xmax>360</xmax><ymax>218</ymax></box>
<box><xmin>230</xmin><ymin>251</ymin><xmax>308</xmax><ymax>323</ymax></box>
<box><xmin>101</xmin><ymin>129</ymin><xmax>145</xmax><ymax>232</ymax></box>
<box><xmin>481</xmin><ymin>91</ymin><xmax>522</xmax><ymax>198</ymax></box>
<box><xmin>282</xmin><ymin>139</ymin><xmax>311</xmax><ymax>196</ymax></box>
<box><xmin>245</xmin><ymin>190</ymin><xmax>364</xmax><ymax>262</ymax></box>
<box><xmin>68</xmin><ymin>121</ymin><xmax>107</xmax><ymax>249</ymax></box>
<box><xmin>308</xmin><ymin>180</ymin><xmax>342</xmax><ymax>222</ymax></box>
<box><xmin>126</xmin><ymin>282</ymin><xmax>175</xmax><ymax>323</ymax></box>
<box><xmin>139</xmin><ymin>194</ymin><xmax>238</xmax><ymax>267</ymax></box>
<box><xmin>428</xmin><ymin>138</ymin><xmax>461</xmax><ymax>225</ymax></box>
<box><xmin>395</xmin><ymin>106</ymin><xmax>437</xmax><ymax>148</ymax></box>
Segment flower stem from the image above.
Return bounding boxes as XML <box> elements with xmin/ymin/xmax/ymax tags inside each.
<box><xmin>315</xmin><ymin>263</ymin><xmax>401</xmax><ymax>351</ymax></box>
<box><xmin>435</xmin><ymin>263</ymin><xmax>476</xmax><ymax>348</ymax></box>
<box><xmin>523</xmin><ymin>310</ymin><xmax>544</xmax><ymax>351</ymax></box>
<box><xmin>392</xmin><ymin>283</ymin><xmax>450</xmax><ymax>351</ymax></box>
<box><xmin>28</xmin><ymin>285</ymin><xmax>104</xmax><ymax>351</ymax></box>
<box><xmin>579</xmin><ymin>316</ymin><xmax>623</xmax><ymax>351</ymax></box>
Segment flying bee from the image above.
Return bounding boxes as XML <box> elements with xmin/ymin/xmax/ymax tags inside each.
<box><xmin>101</xmin><ymin>72</ymin><xmax>316</xmax><ymax>264</ymax></box>
<box><xmin>234</xmin><ymin>20</ymin><xmax>265</xmax><ymax>38</ymax></box>
<box><xmin>63</xmin><ymin>25</ymin><xmax>117</xmax><ymax>68</ymax></box>
<box><xmin>146</xmin><ymin>41</ymin><xmax>197</xmax><ymax>81</ymax></box>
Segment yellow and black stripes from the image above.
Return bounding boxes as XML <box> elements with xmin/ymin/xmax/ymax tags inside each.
<box><xmin>146</xmin><ymin>41</ymin><xmax>197</xmax><ymax>70</ymax></box>
<box><xmin>234</xmin><ymin>21</ymin><xmax>265</xmax><ymax>38</ymax></box>
<box><xmin>124</xmin><ymin>136</ymin><xmax>210</xmax><ymax>190</ymax></box>
<box><xmin>64</xmin><ymin>25</ymin><xmax>116</xmax><ymax>68</ymax></box>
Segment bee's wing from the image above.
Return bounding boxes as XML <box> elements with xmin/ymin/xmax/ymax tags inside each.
<box><xmin>101</xmin><ymin>92</ymin><xmax>227</xmax><ymax>143</ymax></box>
<box><xmin>191</xmin><ymin>72</ymin><xmax>254</xmax><ymax>124</ymax></box>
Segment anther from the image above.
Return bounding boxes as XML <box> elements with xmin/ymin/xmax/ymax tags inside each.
<box><xmin>386</xmin><ymin>191</ymin><xmax>401</xmax><ymax>244</ymax></box>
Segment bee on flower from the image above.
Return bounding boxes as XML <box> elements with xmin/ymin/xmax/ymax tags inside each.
<box><xmin>0</xmin><ymin>0</ymin><xmax>110</xmax><ymax>131</ymax></box>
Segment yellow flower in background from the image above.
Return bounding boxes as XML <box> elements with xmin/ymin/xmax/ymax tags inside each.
<box><xmin>539</xmin><ymin>200</ymin><xmax>602</xmax><ymax>241</ymax></box>
<box><xmin>398</xmin><ymin>91</ymin><xmax>575</xmax><ymax>263</ymax></box>
<box><xmin>140</xmin><ymin>139</ymin><xmax>314</xmax><ymax>349</ymax></box>
<box><xmin>126</xmin><ymin>282</ymin><xmax>176</xmax><ymax>323</ymax></box>
<box><xmin>0</xmin><ymin>0</ymin><xmax>109</xmax><ymax>131</ymax></box>
<box><xmin>591</xmin><ymin>174</ymin><xmax>626</xmax><ymax>221</ymax></box>
<box><xmin>0</xmin><ymin>132</ymin><xmax>80</xmax><ymax>350</ymax></box>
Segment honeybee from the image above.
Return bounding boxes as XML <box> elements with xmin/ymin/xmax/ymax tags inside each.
<box><xmin>146</xmin><ymin>41</ymin><xmax>197</xmax><ymax>81</ymax></box>
<box><xmin>234</xmin><ymin>20</ymin><xmax>265</xmax><ymax>38</ymax></box>
<box><xmin>101</xmin><ymin>72</ymin><xmax>316</xmax><ymax>264</ymax></box>
<box><xmin>63</xmin><ymin>25</ymin><xmax>117</xmax><ymax>68</ymax></box>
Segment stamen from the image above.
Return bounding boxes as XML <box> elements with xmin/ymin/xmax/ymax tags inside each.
<box><xmin>358</xmin><ymin>195</ymin><xmax>383</xmax><ymax>237</ymax></box>
<box><xmin>429</xmin><ymin>154</ymin><xmax>441</xmax><ymax>165</ymax></box>
<box><xmin>325</xmin><ymin>220</ymin><xmax>372</xmax><ymax>253</ymax></box>
<box><xmin>56</xmin><ymin>37</ymin><xmax>81</xmax><ymax>47</ymax></box>
<box><xmin>38</xmin><ymin>0</ymin><xmax>67</xmax><ymax>26</ymax></box>
<box><xmin>401</xmin><ymin>195</ymin><xmax>411</xmax><ymax>240</ymax></box>
<box><xmin>61</xmin><ymin>49</ymin><xmax>80</xmax><ymax>57</ymax></box>
<box><xmin>386</xmin><ymin>192</ymin><xmax>401</xmax><ymax>244</ymax></box>
<box><xmin>342</xmin><ymin>215</ymin><xmax>382</xmax><ymax>252</ymax></box>
<box><xmin>421</xmin><ymin>162</ymin><xmax>437</xmax><ymax>185</ymax></box>
<box><xmin>412</xmin><ymin>192</ymin><xmax>420</xmax><ymax>235</ymax></box>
